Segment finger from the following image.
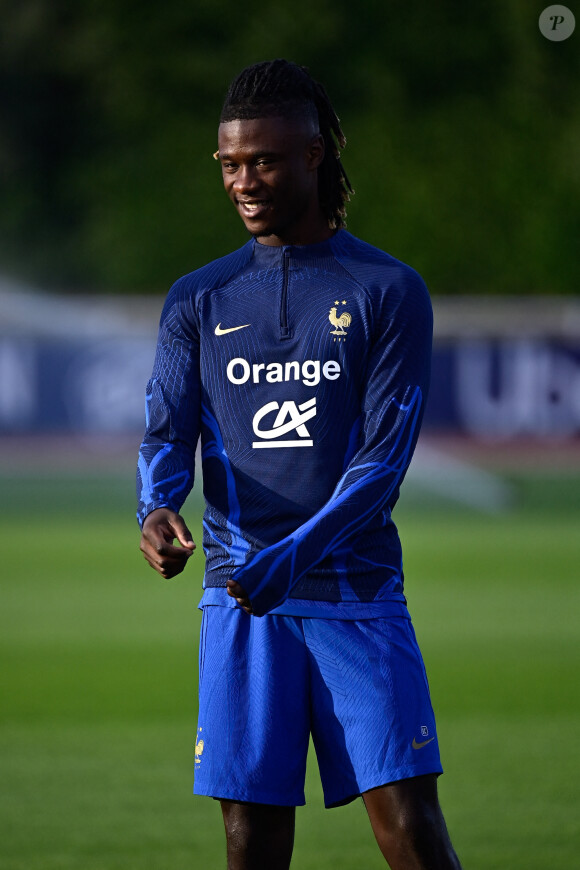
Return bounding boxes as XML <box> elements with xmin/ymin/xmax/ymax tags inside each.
<box><xmin>141</xmin><ymin>537</ymin><xmax>193</xmax><ymax>563</ymax></box>
<box><xmin>141</xmin><ymin>519</ymin><xmax>194</xmax><ymax>558</ymax></box>
<box><xmin>226</xmin><ymin>580</ymin><xmax>245</xmax><ymax>598</ymax></box>
<box><xmin>142</xmin><ymin>509</ymin><xmax>194</xmax><ymax>550</ymax></box>
<box><xmin>140</xmin><ymin>538</ymin><xmax>192</xmax><ymax>578</ymax></box>
<box><xmin>170</xmin><ymin>517</ymin><xmax>196</xmax><ymax>551</ymax></box>
<box><xmin>226</xmin><ymin>581</ymin><xmax>253</xmax><ymax>614</ymax></box>
<box><xmin>145</xmin><ymin>552</ymin><xmax>189</xmax><ymax>579</ymax></box>
<box><xmin>230</xmin><ymin>596</ymin><xmax>253</xmax><ymax>615</ymax></box>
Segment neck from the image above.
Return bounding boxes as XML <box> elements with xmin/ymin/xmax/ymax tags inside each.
<box><xmin>255</xmin><ymin>210</ymin><xmax>334</xmax><ymax>247</ymax></box>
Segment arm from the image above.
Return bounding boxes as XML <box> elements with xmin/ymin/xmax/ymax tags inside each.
<box><xmin>137</xmin><ymin>281</ymin><xmax>201</xmax><ymax>577</ymax></box>
<box><xmin>230</xmin><ymin>271</ymin><xmax>433</xmax><ymax>615</ymax></box>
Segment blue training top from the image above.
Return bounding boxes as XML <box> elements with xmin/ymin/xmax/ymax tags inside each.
<box><xmin>137</xmin><ymin>229</ymin><xmax>432</xmax><ymax>618</ymax></box>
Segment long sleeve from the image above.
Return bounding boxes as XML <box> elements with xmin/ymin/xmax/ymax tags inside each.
<box><xmin>136</xmin><ymin>281</ymin><xmax>201</xmax><ymax>527</ymax></box>
<box><xmin>232</xmin><ymin>272</ymin><xmax>432</xmax><ymax>615</ymax></box>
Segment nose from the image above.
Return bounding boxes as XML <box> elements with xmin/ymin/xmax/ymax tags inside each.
<box><xmin>232</xmin><ymin>164</ymin><xmax>260</xmax><ymax>195</ymax></box>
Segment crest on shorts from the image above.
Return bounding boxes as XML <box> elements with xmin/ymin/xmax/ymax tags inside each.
<box><xmin>195</xmin><ymin>728</ymin><xmax>204</xmax><ymax>764</ymax></box>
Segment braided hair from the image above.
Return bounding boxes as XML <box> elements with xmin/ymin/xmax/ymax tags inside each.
<box><xmin>219</xmin><ymin>59</ymin><xmax>353</xmax><ymax>229</ymax></box>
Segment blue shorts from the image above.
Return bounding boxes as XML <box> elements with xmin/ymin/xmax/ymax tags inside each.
<box><xmin>194</xmin><ymin>607</ymin><xmax>442</xmax><ymax>808</ymax></box>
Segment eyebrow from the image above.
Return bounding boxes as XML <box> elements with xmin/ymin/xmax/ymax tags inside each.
<box><xmin>217</xmin><ymin>149</ymin><xmax>280</xmax><ymax>162</ymax></box>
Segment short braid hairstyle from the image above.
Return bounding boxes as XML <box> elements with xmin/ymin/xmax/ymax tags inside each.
<box><xmin>219</xmin><ymin>59</ymin><xmax>353</xmax><ymax>229</ymax></box>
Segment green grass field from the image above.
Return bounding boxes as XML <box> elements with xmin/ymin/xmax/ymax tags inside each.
<box><xmin>1</xmin><ymin>463</ymin><xmax>579</xmax><ymax>869</ymax></box>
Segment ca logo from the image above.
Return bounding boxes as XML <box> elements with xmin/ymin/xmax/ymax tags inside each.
<box><xmin>252</xmin><ymin>398</ymin><xmax>316</xmax><ymax>448</ymax></box>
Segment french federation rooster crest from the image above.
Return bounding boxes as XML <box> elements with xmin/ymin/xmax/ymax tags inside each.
<box><xmin>195</xmin><ymin>730</ymin><xmax>204</xmax><ymax>764</ymax></box>
<box><xmin>329</xmin><ymin>301</ymin><xmax>352</xmax><ymax>340</ymax></box>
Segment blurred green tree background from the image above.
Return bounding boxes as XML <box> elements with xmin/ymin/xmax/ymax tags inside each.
<box><xmin>0</xmin><ymin>0</ymin><xmax>578</xmax><ymax>295</ymax></box>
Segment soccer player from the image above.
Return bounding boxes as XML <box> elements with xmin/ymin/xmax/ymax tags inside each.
<box><xmin>137</xmin><ymin>59</ymin><xmax>462</xmax><ymax>870</ymax></box>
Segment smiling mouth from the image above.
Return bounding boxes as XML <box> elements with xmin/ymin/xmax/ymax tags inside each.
<box><xmin>237</xmin><ymin>200</ymin><xmax>270</xmax><ymax>216</ymax></box>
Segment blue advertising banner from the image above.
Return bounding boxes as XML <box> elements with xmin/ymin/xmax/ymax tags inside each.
<box><xmin>426</xmin><ymin>339</ymin><xmax>580</xmax><ymax>439</ymax></box>
<box><xmin>1</xmin><ymin>334</ymin><xmax>579</xmax><ymax>440</ymax></box>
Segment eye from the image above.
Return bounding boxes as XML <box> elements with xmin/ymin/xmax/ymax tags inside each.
<box><xmin>221</xmin><ymin>161</ymin><xmax>238</xmax><ymax>173</ymax></box>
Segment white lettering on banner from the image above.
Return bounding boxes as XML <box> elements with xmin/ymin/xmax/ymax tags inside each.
<box><xmin>252</xmin><ymin>398</ymin><xmax>316</xmax><ymax>448</ymax></box>
<box><xmin>456</xmin><ymin>340</ymin><xmax>580</xmax><ymax>439</ymax></box>
<box><xmin>226</xmin><ymin>357</ymin><xmax>341</xmax><ymax>387</ymax></box>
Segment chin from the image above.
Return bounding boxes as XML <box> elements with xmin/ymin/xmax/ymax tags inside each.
<box><xmin>240</xmin><ymin>219</ymin><xmax>269</xmax><ymax>236</ymax></box>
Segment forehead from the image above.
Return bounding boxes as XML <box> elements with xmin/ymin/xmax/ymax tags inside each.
<box><xmin>217</xmin><ymin>116</ymin><xmax>316</xmax><ymax>156</ymax></box>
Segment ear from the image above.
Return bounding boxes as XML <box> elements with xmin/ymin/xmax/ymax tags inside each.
<box><xmin>306</xmin><ymin>133</ymin><xmax>325</xmax><ymax>170</ymax></box>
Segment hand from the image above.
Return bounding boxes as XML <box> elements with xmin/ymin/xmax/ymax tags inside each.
<box><xmin>140</xmin><ymin>508</ymin><xmax>195</xmax><ymax>579</ymax></box>
<box><xmin>226</xmin><ymin>579</ymin><xmax>253</xmax><ymax>615</ymax></box>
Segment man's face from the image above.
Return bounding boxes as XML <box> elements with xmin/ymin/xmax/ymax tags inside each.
<box><xmin>217</xmin><ymin>115</ymin><xmax>327</xmax><ymax>246</ymax></box>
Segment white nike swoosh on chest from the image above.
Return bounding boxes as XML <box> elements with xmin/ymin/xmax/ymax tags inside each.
<box><xmin>214</xmin><ymin>323</ymin><xmax>251</xmax><ymax>336</ymax></box>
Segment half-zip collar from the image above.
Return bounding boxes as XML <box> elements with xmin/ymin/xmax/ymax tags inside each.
<box><xmin>250</xmin><ymin>234</ymin><xmax>342</xmax><ymax>340</ymax></box>
<box><xmin>250</xmin><ymin>232</ymin><xmax>340</xmax><ymax>267</ymax></box>
<box><xmin>280</xmin><ymin>248</ymin><xmax>291</xmax><ymax>339</ymax></box>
